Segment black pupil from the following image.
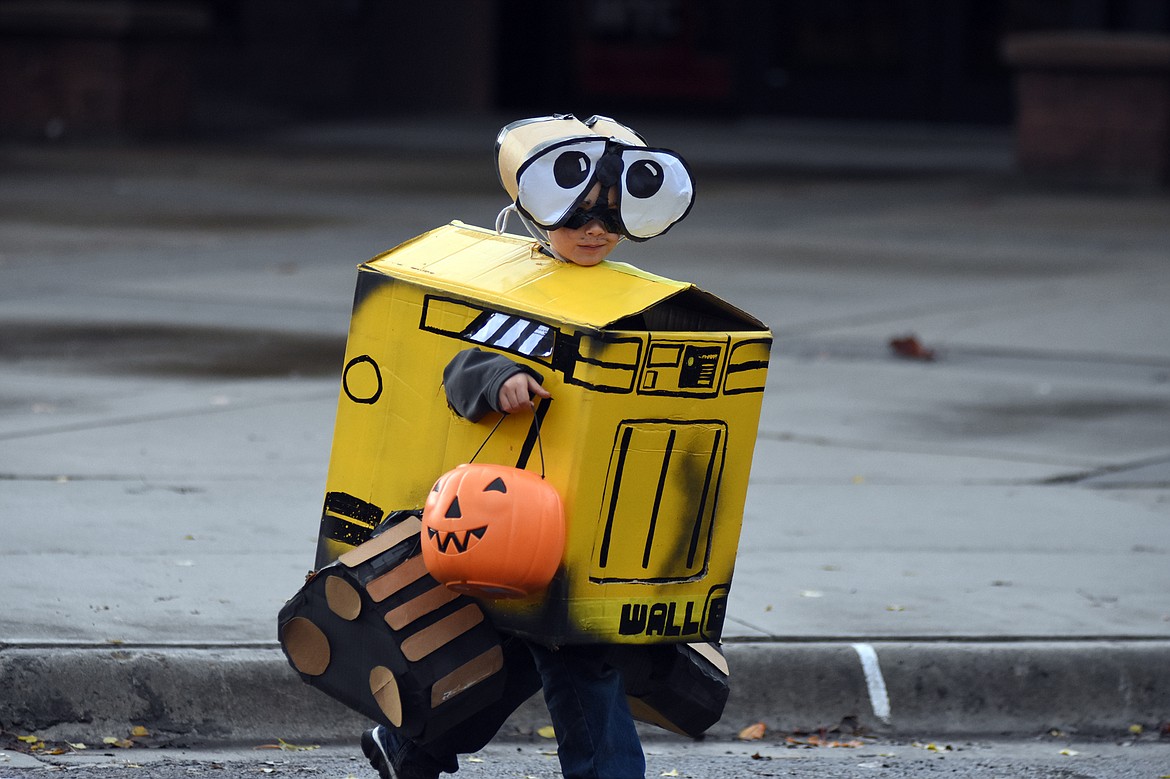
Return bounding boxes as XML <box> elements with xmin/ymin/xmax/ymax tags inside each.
<box><xmin>626</xmin><ymin>160</ymin><xmax>664</xmax><ymax>199</ymax></box>
<box><xmin>553</xmin><ymin>151</ymin><xmax>591</xmax><ymax>189</ymax></box>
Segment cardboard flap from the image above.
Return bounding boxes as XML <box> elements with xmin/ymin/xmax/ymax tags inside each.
<box><xmin>363</xmin><ymin>222</ymin><xmax>766</xmax><ymax>333</ymax></box>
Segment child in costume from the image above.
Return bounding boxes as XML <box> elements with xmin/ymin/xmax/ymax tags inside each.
<box><xmin>361</xmin><ymin>114</ymin><xmax>695</xmax><ymax>779</ymax></box>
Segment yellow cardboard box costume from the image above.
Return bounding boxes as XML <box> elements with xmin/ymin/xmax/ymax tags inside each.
<box><xmin>280</xmin><ymin>115</ymin><xmax>770</xmax><ymax>745</ymax></box>
<box><xmin>314</xmin><ymin>220</ymin><xmax>770</xmax><ymax>645</ymax></box>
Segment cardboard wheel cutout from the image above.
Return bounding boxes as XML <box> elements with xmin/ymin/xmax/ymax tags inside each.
<box><xmin>278</xmin><ymin>516</ymin><xmax>509</xmax><ymax>744</ymax></box>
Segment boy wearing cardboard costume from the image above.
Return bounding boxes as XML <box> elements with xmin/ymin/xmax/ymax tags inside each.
<box><xmin>362</xmin><ymin>115</ymin><xmax>695</xmax><ymax>779</ymax></box>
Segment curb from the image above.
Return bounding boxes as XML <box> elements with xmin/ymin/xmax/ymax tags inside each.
<box><xmin>2</xmin><ymin>641</ymin><xmax>1167</xmax><ymax>744</ymax></box>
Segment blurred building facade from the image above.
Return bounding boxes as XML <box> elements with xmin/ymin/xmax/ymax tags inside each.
<box><xmin>204</xmin><ymin>0</ymin><xmax>1170</xmax><ymax>123</ymax></box>
<box><xmin>2</xmin><ymin>0</ymin><xmax>1169</xmax><ymax>136</ymax></box>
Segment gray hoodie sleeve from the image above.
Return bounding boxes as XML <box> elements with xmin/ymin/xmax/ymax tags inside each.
<box><xmin>442</xmin><ymin>348</ymin><xmax>545</xmax><ymax>422</ymax></box>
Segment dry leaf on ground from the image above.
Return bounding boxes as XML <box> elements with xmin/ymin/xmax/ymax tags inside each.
<box><xmin>737</xmin><ymin>722</ymin><xmax>766</xmax><ymax>741</ymax></box>
<box><xmin>889</xmin><ymin>335</ymin><xmax>936</xmax><ymax>361</ymax></box>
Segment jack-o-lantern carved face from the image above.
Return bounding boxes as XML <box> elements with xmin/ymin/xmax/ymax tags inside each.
<box><xmin>421</xmin><ymin>463</ymin><xmax>565</xmax><ymax>599</ymax></box>
<box><xmin>425</xmin><ymin>474</ymin><xmax>504</xmax><ymax>555</ymax></box>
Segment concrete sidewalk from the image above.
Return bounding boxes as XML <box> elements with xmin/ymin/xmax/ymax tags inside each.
<box><xmin>1</xmin><ymin>116</ymin><xmax>1168</xmax><ymax>744</ymax></box>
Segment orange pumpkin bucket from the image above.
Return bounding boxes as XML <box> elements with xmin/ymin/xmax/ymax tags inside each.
<box><xmin>422</xmin><ymin>462</ymin><xmax>565</xmax><ymax>599</ymax></box>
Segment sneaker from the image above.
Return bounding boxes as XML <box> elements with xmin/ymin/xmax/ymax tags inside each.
<box><xmin>360</xmin><ymin>726</ymin><xmax>439</xmax><ymax>779</ymax></box>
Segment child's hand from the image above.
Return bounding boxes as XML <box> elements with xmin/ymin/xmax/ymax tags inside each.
<box><xmin>498</xmin><ymin>372</ymin><xmax>551</xmax><ymax>414</ymax></box>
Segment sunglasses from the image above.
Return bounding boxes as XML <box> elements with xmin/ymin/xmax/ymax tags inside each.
<box><xmin>561</xmin><ymin>203</ymin><xmax>623</xmax><ymax>234</ymax></box>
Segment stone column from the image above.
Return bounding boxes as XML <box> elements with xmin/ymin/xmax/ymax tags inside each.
<box><xmin>1003</xmin><ymin>32</ymin><xmax>1170</xmax><ymax>186</ymax></box>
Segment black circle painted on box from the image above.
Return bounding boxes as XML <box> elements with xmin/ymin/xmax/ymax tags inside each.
<box><xmin>343</xmin><ymin>354</ymin><xmax>383</xmax><ymax>404</ymax></box>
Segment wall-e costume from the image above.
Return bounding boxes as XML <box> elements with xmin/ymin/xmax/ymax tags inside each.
<box><xmin>278</xmin><ymin>115</ymin><xmax>772</xmax><ymax>741</ymax></box>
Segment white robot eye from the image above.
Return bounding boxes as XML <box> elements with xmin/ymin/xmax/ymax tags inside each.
<box><xmin>617</xmin><ymin>149</ymin><xmax>694</xmax><ymax>240</ymax></box>
<box><xmin>515</xmin><ymin>138</ymin><xmax>608</xmax><ymax>229</ymax></box>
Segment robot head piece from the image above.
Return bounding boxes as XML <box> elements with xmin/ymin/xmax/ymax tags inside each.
<box><xmin>495</xmin><ymin>114</ymin><xmax>694</xmax><ymax>241</ymax></box>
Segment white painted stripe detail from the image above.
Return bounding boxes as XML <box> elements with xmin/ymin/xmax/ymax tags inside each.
<box><xmin>470</xmin><ymin>313</ymin><xmax>510</xmax><ymax>343</ymax></box>
<box><xmin>851</xmin><ymin>643</ymin><xmax>891</xmax><ymax>724</ymax></box>
<box><xmin>496</xmin><ymin>319</ymin><xmax>529</xmax><ymax>349</ymax></box>
<box><xmin>519</xmin><ymin>325</ymin><xmax>551</xmax><ymax>356</ymax></box>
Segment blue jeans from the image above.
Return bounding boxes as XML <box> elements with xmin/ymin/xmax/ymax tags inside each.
<box><xmin>526</xmin><ymin>641</ymin><xmax>645</xmax><ymax>779</ymax></box>
<box><xmin>403</xmin><ymin>638</ymin><xmax>645</xmax><ymax>779</ymax></box>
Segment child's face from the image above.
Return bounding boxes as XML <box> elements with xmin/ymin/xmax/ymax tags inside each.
<box><xmin>548</xmin><ymin>184</ymin><xmax>620</xmax><ymax>266</ymax></box>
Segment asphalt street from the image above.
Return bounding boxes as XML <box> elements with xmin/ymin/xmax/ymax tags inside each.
<box><xmin>3</xmin><ymin>737</ymin><xmax>1170</xmax><ymax>779</ymax></box>
<box><xmin>1</xmin><ymin>115</ymin><xmax>1168</xmax><ymax>749</ymax></box>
